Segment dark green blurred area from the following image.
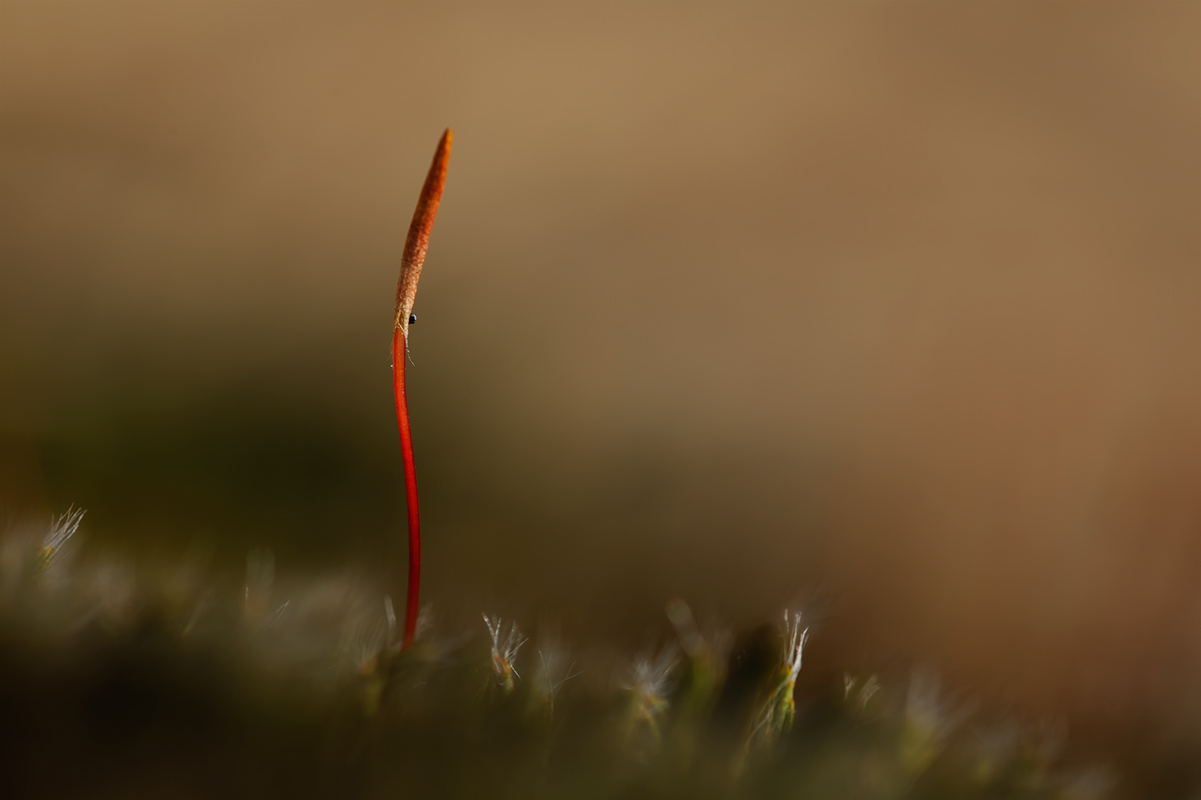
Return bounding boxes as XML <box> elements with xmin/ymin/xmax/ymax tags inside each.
<box><xmin>17</xmin><ymin>329</ymin><xmax>405</xmax><ymax>561</ymax></box>
<box><xmin>0</xmin><ymin>528</ymin><xmax>1147</xmax><ymax>799</ymax></box>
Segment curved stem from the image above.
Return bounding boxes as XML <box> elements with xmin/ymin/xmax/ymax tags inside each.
<box><xmin>391</xmin><ymin>129</ymin><xmax>451</xmax><ymax>651</ymax></box>
<box><xmin>392</xmin><ymin>329</ymin><xmax>421</xmax><ymax>649</ymax></box>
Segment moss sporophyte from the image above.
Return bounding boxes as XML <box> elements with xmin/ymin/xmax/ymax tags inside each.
<box><xmin>392</xmin><ymin>129</ymin><xmax>452</xmax><ymax>650</ymax></box>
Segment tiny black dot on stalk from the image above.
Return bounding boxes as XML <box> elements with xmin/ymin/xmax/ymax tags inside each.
<box><xmin>409</xmin><ymin>313</ymin><xmax>417</xmax><ymax>325</ymax></box>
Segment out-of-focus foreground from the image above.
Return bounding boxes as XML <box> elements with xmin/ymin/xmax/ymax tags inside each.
<box><xmin>0</xmin><ymin>514</ymin><xmax>1124</xmax><ymax>799</ymax></box>
<box><xmin>1</xmin><ymin>2</ymin><xmax>1198</xmax><ymax>794</ymax></box>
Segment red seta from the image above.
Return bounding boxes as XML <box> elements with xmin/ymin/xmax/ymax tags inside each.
<box><xmin>392</xmin><ymin>130</ymin><xmax>452</xmax><ymax>649</ymax></box>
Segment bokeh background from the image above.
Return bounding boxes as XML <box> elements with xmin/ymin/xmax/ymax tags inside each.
<box><xmin>1</xmin><ymin>0</ymin><xmax>1198</xmax><ymax>781</ymax></box>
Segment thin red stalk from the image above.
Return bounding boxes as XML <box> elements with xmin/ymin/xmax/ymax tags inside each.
<box><xmin>392</xmin><ymin>329</ymin><xmax>422</xmax><ymax>649</ymax></box>
<box><xmin>393</xmin><ymin>129</ymin><xmax>452</xmax><ymax>649</ymax></box>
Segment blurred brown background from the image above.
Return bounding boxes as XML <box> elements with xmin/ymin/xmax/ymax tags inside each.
<box><xmin>1</xmin><ymin>0</ymin><xmax>1198</xmax><ymax>778</ymax></box>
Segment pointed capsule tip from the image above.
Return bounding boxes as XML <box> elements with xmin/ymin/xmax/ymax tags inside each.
<box><xmin>393</xmin><ymin>129</ymin><xmax>453</xmax><ymax>336</ymax></box>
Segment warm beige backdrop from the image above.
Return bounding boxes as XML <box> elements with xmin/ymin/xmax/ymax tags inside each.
<box><xmin>2</xmin><ymin>0</ymin><xmax>1198</xmax><ymax>777</ymax></box>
